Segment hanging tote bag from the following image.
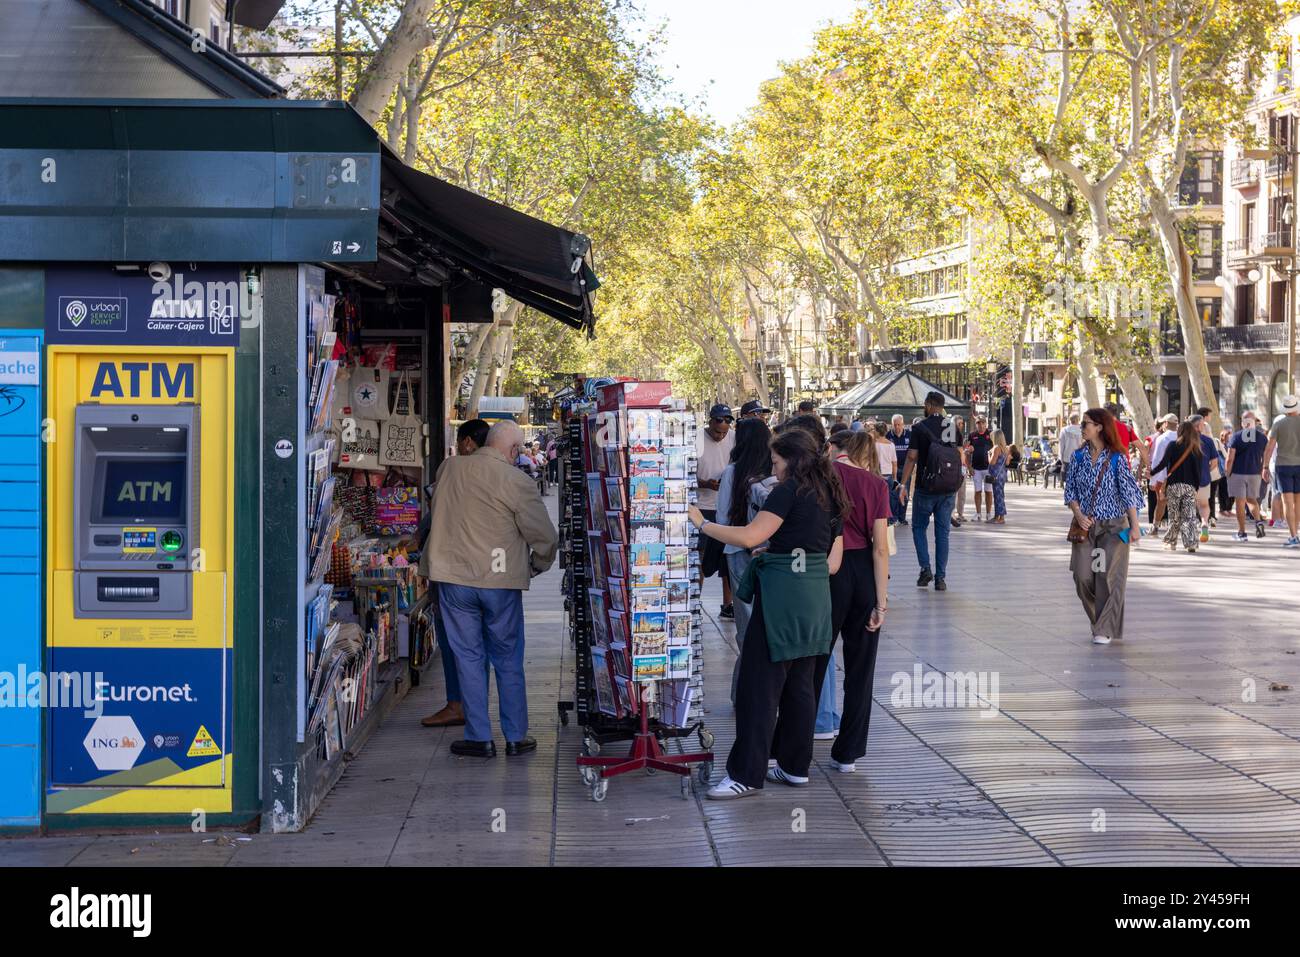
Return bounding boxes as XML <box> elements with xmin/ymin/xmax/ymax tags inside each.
<box><xmin>350</xmin><ymin>365</ymin><xmax>391</xmax><ymax>419</ymax></box>
<box><xmin>337</xmin><ymin>415</ymin><xmax>381</xmax><ymax>470</ymax></box>
<box><xmin>378</xmin><ymin>373</ymin><xmax>423</xmax><ymax>468</ymax></box>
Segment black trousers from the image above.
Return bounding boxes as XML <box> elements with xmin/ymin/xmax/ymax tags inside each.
<box><xmin>726</xmin><ymin>584</ymin><xmax>818</xmax><ymax>788</ymax></box>
<box><xmin>813</xmin><ymin>548</ymin><xmax>881</xmax><ymax>765</ymax></box>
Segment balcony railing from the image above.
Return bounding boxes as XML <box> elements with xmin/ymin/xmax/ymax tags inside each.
<box><xmin>1264</xmin><ymin>228</ymin><xmax>1294</xmax><ymax>251</ymax></box>
<box><xmin>1227</xmin><ymin>236</ymin><xmax>1256</xmax><ymax>260</ymax></box>
<box><xmin>1159</xmin><ymin>322</ymin><xmax>1290</xmax><ymax>356</ymax></box>
<box><xmin>1231</xmin><ymin>158</ymin><xmax>1260</xmax><ymax>187</ymax></box>
<box><xmin>1267</xmin><ymin>152</ymin><xmax>1293</xmax><ymax>178</ymax></box>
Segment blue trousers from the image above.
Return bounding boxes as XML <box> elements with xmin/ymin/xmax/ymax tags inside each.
<box><xmin>437</xmin><ymin>583</ymin><xmax>528</xmax><ymax>742</ymax></box>
<box><xmin>433</xmin><ymin>607</ymin><xmax>489</xmax><ymax>705</ymax></box>
<box><xmin>911</xmin><ymin>491</ymin><xmax>955</xmax><ymax>579</ymax></box>
<box><xmin>888</xmin><ymin>479</ymin><xmax>906</xmax><ymax>523</ymax></box>
<box><xmin>992</xmin><ymin>478</ymin><xmax>1006</xmax><ymax>517</ymax></box>
<box><xmin>815</xmin><ymin>658</ymin><xmax>839</xmax><ymax>733</ymax></box>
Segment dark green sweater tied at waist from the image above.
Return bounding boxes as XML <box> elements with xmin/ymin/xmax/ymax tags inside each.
<box><xmin>734</xmin><ymin>551</ymin><xmax>833</xmax><ymax>662</ymax></box>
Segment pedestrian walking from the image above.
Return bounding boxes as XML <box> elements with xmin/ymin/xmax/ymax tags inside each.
<box><xmin>887</xmin><ymin>414</ymin><xmax>911</xmax><ymax>525</ymax></box>
<box><xmin>713</xmin><ymin>417</ymin><xmax>775</xmax><ymax>705</ymax></box>
<box><xmin>1226</xmin><ymin>412</ymin><xmax>1268</xmax><ymax>542</ymax></box>
<box><xmin>1065</xmin><ymin>407</ymin><xmax>1144</xmax><ymax>645</ymax></box>
<box><xmin>988</xmin><ymin>429</ymin><xmax>1010</xmax><ymax>523</ymax></box>
<box><xmin>1058</xmin><ymin>413</ymin><xmax>1083</xmax><ymax>485</ymax></box>
<box><xmin>697</xmin><ymin>403</ymin><xmax>737</xmax><ymax>618</ymax></box>
<box><xmin>422</xmin><ymin>420</ymin><xmax>558</xmax><ymax>756</ymax></box>
<box><xmin>814</xmin><ymin>430</ymin><xmax>890</xmax><ymax>773</ymax></box>
<box><xmin>1262</xmin><ymin>395</ymin><xmax>1300</xmax><ymax>547</ymax></box>
<box><xmin>898</xmin><ymin>391</ymin><xmax>964</xmax><ymax>592</ymax></box>
<box><xmin>1152</xmin><ymin>420</ymin><xmax>1204</xmax><ymax>552</ymax></box>
<box><xmin>1146</xmin><ymin>413</ymin><xmax>1179</xmax><ymax>534</ymax></box>
<box><xmin>690</xmin><ymin>427</ymin><xmax>848</xmax><ymax>799</ymax></box>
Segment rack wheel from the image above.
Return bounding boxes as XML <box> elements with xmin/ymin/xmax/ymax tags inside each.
<box><xmin>695</xmin><ymin>761</ymin><xmax>713</xmax><ymax>787</ymax></box>
<box><xmin>580</xmin><ymin>767</ymin><xmax>597</xmax><ymax>786</ymax></box>
<box><xmin>591</xmin><ymin>779</ymin><xmax>608</xmax><ymax>802</ymax></box>
<box><xmin>645</xmin><ymin>766</ymin><xmax>656</xmax><ymax>776</ymax></box>
<box><xmin>698</xmin><ymin>729</ymin><xmax>715</xmax><ymax>751</ymax></box>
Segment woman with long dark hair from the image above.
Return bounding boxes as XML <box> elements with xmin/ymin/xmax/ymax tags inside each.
<box><xmin>815</xmin><ymin>429</ymin><xmax>890</xmax><ymax>773</ymax></box>
<box><xmin>1152</xmin><ymin>419</ymin><xmax>1205</xmax><ymax>552</ymax></box>
<box><xmin>690</xmin><ymin>427</ymin><xmax>848</xmax><ymax>798</ymax></box>
<box><xmin>1064</xmin><ymin>407</ymin><xmax>1144</xmax><ymax>645</ymax></box>
<box><xmin>713</xmin><ymin>417</ymin><xmax>776</xmax><ymax>703</ymax></box>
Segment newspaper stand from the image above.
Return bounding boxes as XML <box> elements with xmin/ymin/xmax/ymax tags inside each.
<box><xmin>559</xmin><ymin>382</ymin><xmax>713</xmax><ymax>801</ymax></box>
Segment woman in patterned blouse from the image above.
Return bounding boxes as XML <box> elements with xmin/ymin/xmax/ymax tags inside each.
<box><xmin>1064</xmin><ymin>408</ymin><xmax>1145</xmax><ymax>645</ymax></box>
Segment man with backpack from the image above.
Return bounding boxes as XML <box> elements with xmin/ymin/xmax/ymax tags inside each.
<box><xmin>898</xmin><ymin>391</ymin><xmax>965</xmax><ymax>592</ymax></box>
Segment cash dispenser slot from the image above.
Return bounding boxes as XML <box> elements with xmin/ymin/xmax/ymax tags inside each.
<box><xmin>95</xmin><ymin>577</ymin><xmax>160</xmax><ymax>602</ymax></box>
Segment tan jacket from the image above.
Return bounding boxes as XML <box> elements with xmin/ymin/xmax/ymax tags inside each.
<box><xmin>420</xmin><ymin>446</ymin><xmax>558</xmax><ymax>590</ymax></box>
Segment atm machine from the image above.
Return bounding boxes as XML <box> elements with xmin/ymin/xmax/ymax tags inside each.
<box><xmin>45</xmin><ymin>347</ymin><xmax>233</xmax><ymax>818</ymax></box>
<box><xmin>72</xmin><ymin>405</ymin><xmax>199</xmax><ymax>618</ymax></box>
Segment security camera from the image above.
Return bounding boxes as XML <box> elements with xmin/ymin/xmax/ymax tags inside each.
<box><xmin>147</xmin><ymin>261</ymin><xmax>172</xmax><ymax>282</ymax></box>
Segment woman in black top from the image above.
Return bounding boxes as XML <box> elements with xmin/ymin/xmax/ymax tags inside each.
<box><xmin>689</xmin><ymin>427</ymin><xmax>847</xmax><ymax>799</ymax></box>
<box><xmin>1152</xmin><ymin>420</ymin><xmax>1204</xmax><ymax>552</ymax></box>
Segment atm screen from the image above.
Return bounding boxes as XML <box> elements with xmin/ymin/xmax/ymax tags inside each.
<box><xmin>98</xmin><ymin>458</ymin><xmax>187</xmax><ymax>522</ymax></box>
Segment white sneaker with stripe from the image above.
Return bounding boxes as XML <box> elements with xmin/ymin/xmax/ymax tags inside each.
<box><xmin>706</xmin><ymin>775</ymin><xmax>760</xmax><ymax>800</ymax></box>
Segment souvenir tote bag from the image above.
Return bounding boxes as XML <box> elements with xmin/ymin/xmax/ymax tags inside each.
<box><xmin>350</xmin><ymin>366</ymin><xmax>390</xmax><ymax>419</ymax></box>
<box><xmin>378</xmin><ymin>373</ymin><xmax>423</xmax><ymax>468</ymax></box>
<box><xmin>337</xmin><ymin>415</ymin><xmax>381</xmax><ymax>469</ymax></box>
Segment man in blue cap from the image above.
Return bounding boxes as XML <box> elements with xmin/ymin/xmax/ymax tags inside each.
<box><xmin>698</xmin><ymin>403</ymin><xmax>737</xmax><ymax>617</ymax></box>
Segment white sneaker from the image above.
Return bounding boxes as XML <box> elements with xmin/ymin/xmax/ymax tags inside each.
<box><xmin>1092</xmin><ymin>635</ymin><xmax>1112</xmax><ymax>645</ymax></box>
<box><xmin>767</xmin><ymin>758</ymin><xmax>777</xmax><ymax>769</ymax></box>
<box><xmin>812</xmin><ymin>730</ymin><xmax>838</xmax><ymax>741</ymax></box>
<box><xmin>706</xmin><ymin>775</ymin><xmax>760</xmax><ymax>800</ymax></box>
<box><xmin>830</xmin><ymin>758</ymin><xmax>856</xmax><ymax>773</ymax></box>
<box><xmin>765</xmin><ymin>765</ymin><xmax>810</xmax><ymax>787</ymax></box>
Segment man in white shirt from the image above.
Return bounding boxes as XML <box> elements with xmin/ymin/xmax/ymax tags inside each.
<box><xmin>1057</xmin><ymin>413</ymin><xmax>1083</xmax><ymax>483</ymax></box>
<box><xmin>697</xmin><ymin>403</ymin><xmax>737</xmax><ymax>617</ymax></box>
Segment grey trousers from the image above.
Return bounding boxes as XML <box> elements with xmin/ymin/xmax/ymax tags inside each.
<box><xmin>726</xmin><ymin>550</ymin><xmax>754</xmax><ymax>704</ymax></box>
<box><xmin>1069</xmin><ymin>516</ymin><xmax>1132</xmax><ymax>641</ymax></box>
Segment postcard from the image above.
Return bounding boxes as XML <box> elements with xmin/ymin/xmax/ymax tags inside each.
<box><xmin>630</xmin><ymin>519</ymin><xmax>664</xmax><ymax>544</ymax></box>
<box><xmin>664</xmin><ymin>512</ymin><xmax>690</xmax><ymax>546</ymax></box>
<box><xmin>667</xmin><ymin>580</ymin><xmax>690</xmax><ymax>612</ymax></box>
<box><xmin>632</xmin><ymin>611</ymin><xmax>667</xmax><ymax>635</ymax></box>
<box><xmin>629</xmin><ymin>452</ymin><xmax>664</xmax><ymax>477</ymax></box>
<box><xmin>629</xmin><ymin>501</ymin><xmax>665</xmax><ymax>523</ymax></box>
<box><xmin>629</xmin><ymin>541</ymin><xmax>666</xmax><ymax>568</ymax></box>
<box><xmin>631</xmin><ymin>587</ymin><xmax>667</xmax><ymax>613</ymax></box>
<box><xmin>663</xmin><ymin>448</ymin><xmax>688</xmax><ymax>480</ymax></box>
<box><xmin>633</xmin><ymin>631</ymin><xmax>667</xmax><ymax>658</ymax></box>
<box><xmin>605</xmin><ymin>448</ymin><xmax>626</xmax><ymax>477</ymax></box>
<box><xmin>605</xmin><ymin>544</ymin><xmax>626</xmax><ymax>579</ymax></box>
<box><xmin>627</xmin><ymin>409</ymin><xmax>662</xmax><ymax>445</ymax></box>
<box><xmin>585</xmin><ymin>473</ymin><xmax>605</xmax><ymax>514</ymax></box>
<box><xmin>666</xmin><ymin>546</ymin><xmax>689</xmax><ymax>580</ymax></box>
<box><xmin>629</xmin><ymin>475</ymin><xmax>665</xmax><ymax>503</ymax></box>
<box><xmin>633</xmin><ymin>654</ymin><xmax>668</xmax><ymax>682</ymax></box>
<box><xmin>631</xmin><ymin>564</ymin><xmax>666</xmax><ymax>589</ymax></box>
<box><xmin>607</xmin><ymin>578</ymin><xmax>626</xmax><ymax>612</ymax></box>
<box><xmin>664</xmin><ymin>480</ymin><xmax>688</xmax><ymax>511</ymax></box>
<box><xmin>604</xmin><ymin>510</ymin><xmax>626</xmax><ymax>544</ymax></box>
<box><xmin>668</xmin><ymin>612</ymin><xmax>692</xmax><ymax>644</ymax></box>
<box><xmin>604</xmin><ymin>478</ymin><xmax>626</xmax><ymax>511</ymax></box>
<box><xmin>592</xmin><ymin>647</ymin><xmax>616</xmax><ymax>715</ymax></box>
<box><xmin>668</xmin><ymin>646</ymin><xmax>691</xmax><ymax>679</ymax></box>
<box><xmin>608</xmin><ymin>610</ymin><xmax>629</xmax><ymax>642</ymax></box>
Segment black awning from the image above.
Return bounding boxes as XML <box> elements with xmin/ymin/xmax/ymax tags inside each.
<box><xmin>226</xmin><ymin>0</ymin><xmax>289</xmax><ymax>30</ymax></box>
<box><xmin>380</xmin><ymin>150</ymin><xmax>596</xmax><ymax>331</ymax></box>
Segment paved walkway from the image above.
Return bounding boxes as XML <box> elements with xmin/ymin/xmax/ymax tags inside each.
<box><xmin>4</xmin><ymin>482</ymin><xmax>1299</xmax><ymax>866</ymax></box>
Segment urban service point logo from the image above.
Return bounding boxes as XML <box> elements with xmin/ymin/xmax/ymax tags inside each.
<box><xmin>83</xmin><ymin>715</ymin><xmax>146</xmax><ymax>771</ymax></box>
<box><xmin>58</xmin><ymin>295</ymin><xmax>127</xmax><ymax>333</ymax></box>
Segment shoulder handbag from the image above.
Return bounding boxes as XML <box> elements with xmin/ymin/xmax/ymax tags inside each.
<box><xmin>378</xmin><ymin>372</ymin><xmax>423</xmax><ymax>468</ymax></box>
<box><xmin>1067</xmin><ymin>452</ymin><xmax>1112</xmax><ymax>543</ymax></box>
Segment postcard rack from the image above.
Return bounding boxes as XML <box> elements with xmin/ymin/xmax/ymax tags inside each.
<box><xmin>565</xmin><ymin>381</ymin><xmax>713</xmax><ymax>802</ymax></box>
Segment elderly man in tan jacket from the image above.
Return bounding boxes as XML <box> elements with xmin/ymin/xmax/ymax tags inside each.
<box><xmin>420</xmin><ymin>420</ymin><xmax>558</xmax><ymax>757</ymax></box>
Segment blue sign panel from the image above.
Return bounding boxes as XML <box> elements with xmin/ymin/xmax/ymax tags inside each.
<box><xmin>47</xmin><ymin>647</ymin><xmax>228</xmax><ymax>788</ymax></box>
<box><xmin>45</xmin><ymin>265</ymin><xmax>242</xmax><ymax>347</ymax></box>
<box><xmin>0</xmin><ymin>332</ymin><xmax>41</xmax><ymax>826</ymax></box>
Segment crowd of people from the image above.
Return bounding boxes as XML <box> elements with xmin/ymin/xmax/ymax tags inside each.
<box><xmin>408</xmin><ymin>387</ymin><xmax>1300</xmax><ymax>798</ymax></box>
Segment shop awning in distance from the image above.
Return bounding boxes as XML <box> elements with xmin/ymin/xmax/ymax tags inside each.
<box><xmin>821</xmin><ymin>367</ymin><xmax>970</xmax><ymax>419</ymax></box>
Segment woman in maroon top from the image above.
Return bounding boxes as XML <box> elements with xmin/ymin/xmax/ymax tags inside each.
<box><xmin>816</xmin><ymin>430</ymin><xmax>891</xmax><ymax>772</ymax></box>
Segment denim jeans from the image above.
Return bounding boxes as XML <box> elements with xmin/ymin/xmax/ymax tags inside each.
<box><xmin>992</xmin><ymin>478</ymin><xmax>1006</xmax><ymax>517</ymax></box>
<box><xmin>911</xmin><ymin>490</ymin><xmax>955</xmax><ymax>579</ymax></box>
<box><xmin>437</xmin><ymin>582</ymin><xmax>528</xmax><ymax>743</ymax></box>
<box><xmin>815</xmin><ymin>657</ymin><xmax>839</xmax><ymax>734</ymax></box>
<box><xmin>434</xmin><ymin>609</ymin><xmax>461</xmax><ymax>703</ymax></box>
<box><xmin>888</xmin><ymin>478</ymin><xmax>906</xmax><ymax>523</ymax></box>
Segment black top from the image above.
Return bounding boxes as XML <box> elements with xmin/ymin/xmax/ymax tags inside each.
<box><xmin>760</xmin><ymin>478</ymin><xmax>842</xmax><ymax>554</ymax></box>
<box><xmin>967</xmin><ymin>430</ymin><xmax>993</xmax><ymax>470</ymax></box>
<box><xmin>908</xmin><ymin>415</ymin><xmax>962</xmax><ymax>466</ymax></box>
<box><xmin>1154</xmin><ymin>440</ymin><xmax>1203</xmax><ymax>487</ymax></box>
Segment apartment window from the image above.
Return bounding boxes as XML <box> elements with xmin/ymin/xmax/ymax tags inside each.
<box><xmin>1195</xmin><ymin>296</ymin><xmax>1221</xmax><ymax>326</ymax></box>
<box><xmin>1270</xmin><ymin>279</ymin><xmax>1288</xmax><ymax>322</ymax></box>
<box><xmin>1193</xmin><ymin>224</ymin><xmax>1220</xmax><ymax>279</ymax></box>
<box><xmin>1178</xmin><ymin>151</ymin><xmax>1222</xmax><ymax>205</ymax></box>
<box><xmin>1235</xmin><ymin>283</ymin><xmax>1255</xmax><ymax>325</ymax></box>
<box><xmin>1243</xmin><ymin>202</ymin><xmax>1255</xmax><ymax>246</ymax></box>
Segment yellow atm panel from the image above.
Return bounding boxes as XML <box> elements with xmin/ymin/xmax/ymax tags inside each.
<box><xmin>46</xmin><ymin>346</ymin><xmax>235</xmax><ymax>815</ymax></box>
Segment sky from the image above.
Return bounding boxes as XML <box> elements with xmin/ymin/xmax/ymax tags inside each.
<box><xmin>632</xmin><ymin>0</ymin><xmax>862</xmax><ymax>125</ymax></box>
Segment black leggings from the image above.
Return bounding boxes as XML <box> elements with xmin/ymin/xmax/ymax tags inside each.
<box><xmin>813</xmin><ymin>548</ymin><xmax>882</xmax><ymax>765</ymax></box>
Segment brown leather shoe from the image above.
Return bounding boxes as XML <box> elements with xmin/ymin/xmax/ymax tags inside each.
<box><xmin>421</xmin><ymin>703</ymin><xmax>466</xmax><ymax>727</ymax></box>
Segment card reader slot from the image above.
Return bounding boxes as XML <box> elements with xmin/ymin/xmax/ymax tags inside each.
<box><xmin>96</xmin><ymin>576</ymin><xmax>160</xmax><ymax>602</ymax></box>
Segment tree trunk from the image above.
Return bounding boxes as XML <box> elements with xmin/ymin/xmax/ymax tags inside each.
<box><xmin>350</xmin><ymin>0</ymin><xmax>439</xmax><ymax>126</ymax></box>
<box><xmin>451</xmin><ymin>322</ymin><xmax>494</xmax><ymax>395</ymax></box>
<box><xmin>1148</xmin><ymin>191</ymin><xmax>1223</xmax><ymax>433</ymax></box>
<box><xmin>1076</xmin><ymin>325</ymin><xmax>1102</xmax><ymax>409</ymax></box>
<box><xmin>467</xmin><ymin>325</ymin><xmax>499</xmax><ymax>417</ymax></box>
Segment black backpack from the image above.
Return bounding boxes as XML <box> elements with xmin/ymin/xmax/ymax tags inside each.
<box><xmin>920</xmin><ymin>418</ymin><xmax>964</xmax><ymax>495</ymax></box>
